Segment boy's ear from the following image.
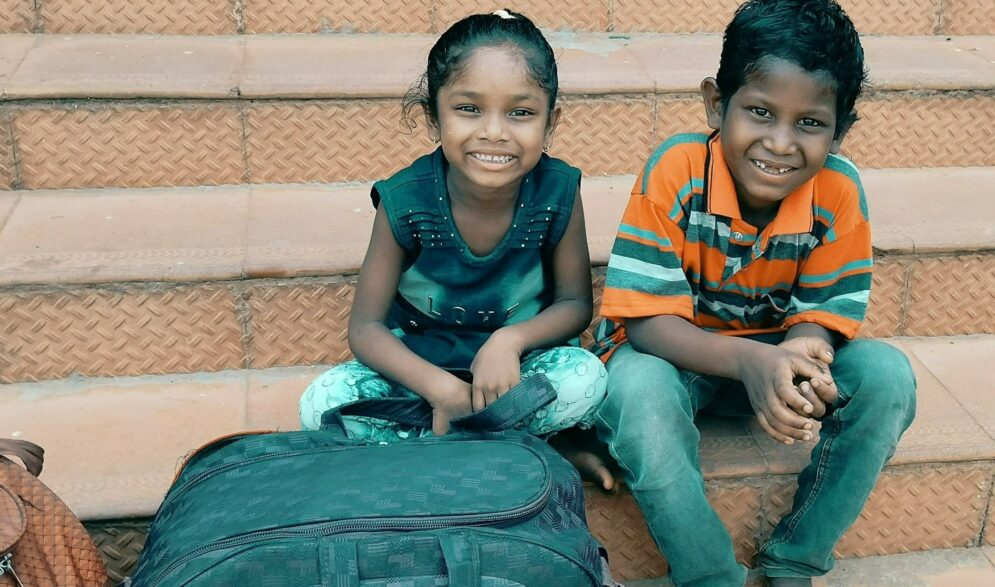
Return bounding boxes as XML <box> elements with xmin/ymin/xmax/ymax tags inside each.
<box><xmin>829</xmin><ymin>115</ymin><xmax>855</xmax><ymax>154</ymax></box>
<box><xmin>700</xmin><ymin>77</ymin><xmax>723</xmax><ymax>130</ymax></box>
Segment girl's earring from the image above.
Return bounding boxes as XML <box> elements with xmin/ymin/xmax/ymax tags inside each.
<box><xmin>542</xmin><ymin>144</ymin><xmax>550</xmax><ymax>153</ymax></box>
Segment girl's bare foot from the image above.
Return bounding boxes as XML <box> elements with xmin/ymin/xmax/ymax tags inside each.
<box><xmin>549</xmin><ymin>427</ymin><xmax>618</xmax><ymax>493</ymax></box>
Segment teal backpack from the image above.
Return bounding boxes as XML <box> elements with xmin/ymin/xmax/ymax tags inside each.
<box><xmin>130</xmin><ymin>376</ymin><xmax>617</xmax><ymax>586</ymax></box>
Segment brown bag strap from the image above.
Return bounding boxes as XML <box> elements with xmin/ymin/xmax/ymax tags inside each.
<box><xmin>0</xmin><ymin>439</ymin><xmax>44</xmax><ymax>477</ymax></box>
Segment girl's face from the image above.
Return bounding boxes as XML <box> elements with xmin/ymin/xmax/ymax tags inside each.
<box><xmin>431</xmin><ymin>45</ymin><xmax>557</xmax><ymax>199</ymax></box>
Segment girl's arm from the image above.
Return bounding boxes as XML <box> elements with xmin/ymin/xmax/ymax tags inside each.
<box><xmin>349</xmin><ymin>207</ymin><xmax>472</xmax><ymax>433</ymax></box>
<box><xmin>470</xmin><ymin>189</ymin><xmax>594</xmax><ymax>406</ymax></box>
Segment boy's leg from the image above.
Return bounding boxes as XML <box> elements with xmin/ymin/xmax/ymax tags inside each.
<box><xmin>594</xmin><ymin>343</ymin><xmax>747</xmax><ymax>587</ymax></box>
<box><xmin>758</xmin><ymin>339</ymin><xmax>917</xmax><ymax>578</ymax></box>
<box><xmin>518</xmin><ymin>346</ymin><xmax>608</xmax><ymax>435</ymax></box>
<box><xmin>299</xmin><ymin>360</ymin><xmax>433</xmax><ymax>441</ymax></box>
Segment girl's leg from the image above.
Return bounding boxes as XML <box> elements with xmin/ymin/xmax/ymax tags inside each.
<box><xmin>299</xmin><ymin>360</ymin><xmax>433</xmax><ymax>442</ymax></box>
<box><xmin>518</xmin><ymin>346</ymin><xmax>608</xmax><ymax>436</ymax></box>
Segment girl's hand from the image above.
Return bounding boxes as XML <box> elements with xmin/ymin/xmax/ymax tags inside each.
<box><xmin>428</xmin><ymin>376</ymin><xmax>474</xmax><ymax>436</ymax></box>
<box><xmin>469</xmin><ymin>329</ymin><xmax>524</xmax><ymax>411</ymax></box>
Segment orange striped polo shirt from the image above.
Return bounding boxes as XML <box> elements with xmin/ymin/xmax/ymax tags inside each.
<box><xmin>594</xmin><ymin>132</ymin><xmax>872</xmax><ymax>361</ymax></box>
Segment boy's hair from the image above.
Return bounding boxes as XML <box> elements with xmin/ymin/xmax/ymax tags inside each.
<box><xmin>403</xmin><ymin>9</ymin><xmax>558</xmax><ymax>128</ymax></box>
<box><xmin>715</xmin><ymin>0</ymin><xmax>868</xmax><ymax>138</ymax></box>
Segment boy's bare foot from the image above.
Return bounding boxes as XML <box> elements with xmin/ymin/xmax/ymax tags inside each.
<box><xmin>766</xmin><ymin>577</ymin><xmax>813</xmax><ymax>586</ymax></box>
<box><xmin>549</xmin><ymin>427</ymin><xmax>619</xmax><ymax>493</ymax></box>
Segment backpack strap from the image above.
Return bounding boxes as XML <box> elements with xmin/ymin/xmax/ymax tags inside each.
<box><xmin>320</xmin><ymin>373</ymin><xmax>557</xmax><ymax>435</ymax></box>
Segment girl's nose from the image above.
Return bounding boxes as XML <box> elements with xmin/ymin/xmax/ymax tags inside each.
<box><xmin>479</xmin><ymin>113</ymin><xmax>506</xmax><ymax>141</ymax></box>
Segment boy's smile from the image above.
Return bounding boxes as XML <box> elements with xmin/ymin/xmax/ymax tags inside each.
<box><xmin>432</xmin><ymin>46</ymin><xmax>556</xmax><ymax>202</ymax></box>
<box><xmin>702</xmin><ymin>57</ymin><xmax>846</xmax><ymax>220</ymax></box>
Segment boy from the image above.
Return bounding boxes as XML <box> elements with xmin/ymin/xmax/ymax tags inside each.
<box><xmin>592</xmin><ymin>1</ymin><xmax>917</xmax><ymax>585</ymax></box>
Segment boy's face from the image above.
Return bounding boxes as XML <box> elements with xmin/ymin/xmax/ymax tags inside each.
<box><xmin>701</xmin><ymin>57</ymin><xmax>847</xmax><ymax>214</ymax></box>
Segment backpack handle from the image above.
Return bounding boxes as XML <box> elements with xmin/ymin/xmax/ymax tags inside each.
<box><xmin>0</xmin><ymin>439</ymin><xmax>44</xmax><ymax>477</ymax></box>
<box><xmin>319</xmin><ymin>373</ymin><xmax>557</xmax><ymax>435</ymax></box>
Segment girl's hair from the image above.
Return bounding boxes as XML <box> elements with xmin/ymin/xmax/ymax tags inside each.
<box><xmin>402</xmin><ymin>9</ymin><xmax>558</xmax><ymax>130</ymax></box>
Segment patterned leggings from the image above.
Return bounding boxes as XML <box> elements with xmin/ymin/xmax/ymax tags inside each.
<box><xmin>299</xmin><ymin>346</ymin><xmax>608</xmax><ymax>441</ymax></box>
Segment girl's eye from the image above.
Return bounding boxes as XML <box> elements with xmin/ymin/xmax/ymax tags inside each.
<box><xmin>509</xmin><ymin>109</ymin><xmax>534</xmax><ymax>117</ymax></box>
<box><xmin>456</xmin><ymin>105</ymin><xmax>479</xmax><ymax>114</ymax></box>
<box><xmin>749</xmin><ymin>107</ymin><xmax>771</xmax><ymax>119</ymax></box>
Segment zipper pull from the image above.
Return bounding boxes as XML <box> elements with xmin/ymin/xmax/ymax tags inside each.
<box><xmin>0</xmin><ymin>553</ymin><xmax>25</xmax><ymax>587</ymax></box>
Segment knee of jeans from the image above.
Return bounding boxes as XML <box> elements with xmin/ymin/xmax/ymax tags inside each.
<box><xmin>600</xmin><ymin>355</ymin><xmax>694</xmax><ymax>431</ymax></box>
<box><xmin>840</xmin><ymin>341</ymin><xmax>917</xmax><ymax>425</ymax></box>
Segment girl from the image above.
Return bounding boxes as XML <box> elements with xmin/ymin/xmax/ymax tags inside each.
<box><xmin>299</xmin><ymin>9</ymin><xmax>610</xmax><ymax>486</ymax></box>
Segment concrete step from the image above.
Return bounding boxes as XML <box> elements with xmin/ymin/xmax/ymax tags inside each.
<box><xmin>628</xmin><ymin>546</ymin><xmax>995</xmax><ymax>586</ymax></box>
<box><xmin>1</xmin><ymin>0</ymin><xmax>993</xmax><ymax>36</ymax></box>
<box><xmin>1</xmin><ymin>33</ymin><xmax>993</xmax><ymax>190</ymax></box>
<box><xmin>1</xmin><ymin>169</ymin><xmax>993</xmax><ymax>385</ymax></box>
<box><xmin>5</xmin><ymin>335</ymin><xmax>995</xmax><ymax>582</ymax></box>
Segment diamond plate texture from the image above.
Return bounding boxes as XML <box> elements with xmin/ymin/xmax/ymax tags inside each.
<box><xmin>844</xmin><ymin>95</ymin><xmax>995</xmax><ymax>169</ymax></box>
<box><xmin>584</xmin><ymin>485</ymin><xmax>668</xmax><ymax>581</ymax></box>
<box><xmin>762</xmin><ymin>466</ymin><xmax>991</xmax><ymax>558</ymax></box>
<box><xmin>0</xmin><ymin>112</ymin><xmax>15</xmax><ymax>190</ymax></box>
<box><xmin>986</xmin><ymin>482</ymin><xmax>995</xmax><ymax>546</ymax></box>
<box><xmin>655</xmin><ymin>97</ymin><xmax>709</xmax><ymax>144</ymax></box>
<box><xmin>245</xmin><ymin>102</ymin><xmax>433</xmax><ymax>184</ymax></box>
<box><xmin>552</xmin><ymin>99</ymin><xmax>655</xmax><ymax>176</ymax></box>
<box><xmin>582</xmin><ymin>266</ymin><xmax>607</xmax><ymax>348</ymax></box>
<box><xmin>40</xmin><ymin>0</ymin><xmax>235</xmax><ymax>34</ymax></box>
<box><xmin>244</xmin><ymin>0</ymin><xmax>433</xmax><ymax>33</ymax></box>
<box><xmin>0</xmin><ymin>0</ymin><xmax>35</xmax><ymax>33</ymax></box>
<box><xmin>858</xmin><ymin>257</ymin><xmax>909</xmax><ymax>338</ymax></box>
<box><xmin>940</xmin><ymin>0</ymin><xmax>995</xmax><ymax>35</ymax></box>
<box><xmin>611</xmin><ymin>1</ymin><xmax>940</xmax><ymax>34</ymax></box>
<box><xmin>433</xmin><ymin>0</ymin><xmax>608</xmax><ymax>32</ymax></box>
<box><xmin>87</xmin><ymin>521</ymin><xmax>149</xmax><ymax>583</ymax></box>
<box><xmin>12</xmin><ymin>106</ymin><xmax>244</xmax><ymax>189</ymax></box>
<box><xmin>707</xmin><ymin>480</ymin><xmax>763</xmax><ymax>565</ymax></box>
<box><xmin>0</xmin><ymin>287</ymin><xmax>245</xmax><ymax>383</ymax></box>
<box><xmin>904</xmin><ymin>255</ymin><xmax>995</xmax><ymax>336</ymax></box>
<box><xmin>247</xmin><ymin>281</ymin><xmax>356</xmax><ymax>369</ymax></box>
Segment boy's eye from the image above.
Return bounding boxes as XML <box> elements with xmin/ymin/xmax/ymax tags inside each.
<box><xmin>749</xmin><ymin>107</ymin><xmax>771</xmax><ymax>119</ymax></box>
<box><xmin>799</xmin><ymin>118</ymin><xmax>824</xmax><ymax>128</ymax></box>
<box><xmin>509</xmin><ymin>108</ymin><xmax>534</xmax><ymax>117</ymax></box>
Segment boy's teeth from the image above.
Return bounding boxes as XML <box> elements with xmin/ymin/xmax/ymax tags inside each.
<box><xmin>753</xmin><ymin>160</ymin><xmax>790</xmax><ymax>174</ymax></box>
<box><xmin>473</xmin><ymin>153</ymin><xmax>513</xmax><ymax>164</ymax></box>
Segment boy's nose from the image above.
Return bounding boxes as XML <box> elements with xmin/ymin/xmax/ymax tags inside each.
<box><xmin>763</xmin><ymin>124</ymin><xmax>797</xmax><ymax>156</ymax></box>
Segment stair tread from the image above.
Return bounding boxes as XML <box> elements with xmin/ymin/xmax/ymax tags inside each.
<box><xmin>2</xmin><ymin>335</ymin><xmax>993</xmax><ymax>521</ymax></box>
<box><xmin>1</xmin><ymin>33</ymin><xmax>993</xmax><ymax>101</ymax></box>
<box><xmin>1</xmin><ymin>167</ymin><xmax>993</xmax><ymax>288</ymax></box>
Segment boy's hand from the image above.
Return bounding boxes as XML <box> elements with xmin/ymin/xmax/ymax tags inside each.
<box><xmin>469</xmin><ymin>329</ymin><xmax>524</xmax><ymax>411</ymax></box>
<box><xmin>778</xmin><ymin>336</ymin><xmax>839</xmax><ymax>417</ymax></box>
<box><xmin>738</xmin><ymin>344</ymin><xmax>836</xmax><ymax>445</ymax></box>
<box><xmin>428</xmin><ymin>377</ymin><xmax>474</xmax><ymax>436</ymax></box>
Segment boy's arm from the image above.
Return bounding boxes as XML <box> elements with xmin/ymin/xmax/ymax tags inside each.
<box><xmin>349</xmin><ymin>207</ymin><xmax>472</xmax><ymax>434</ymax></box>
<box><xmin>470</xmin><ymin>189</ymin><xmax>593</xmax><ymax>408</ymax></box>
<box><xmin>626</xmin><ymin>316</ymin><xmax>831</xmax><ymax>444</ymax></box>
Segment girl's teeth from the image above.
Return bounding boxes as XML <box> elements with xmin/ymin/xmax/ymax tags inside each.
<box><xmin>474</xmin><ymin>153</ymin><xmax>513</xmax><ymax>164</ymax></box>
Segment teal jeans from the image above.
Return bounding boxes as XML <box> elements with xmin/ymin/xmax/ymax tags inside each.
<box><xmin>595</xmin><ymin>336</ymin><xmax>916</xmax><ymax>586</ymax></box>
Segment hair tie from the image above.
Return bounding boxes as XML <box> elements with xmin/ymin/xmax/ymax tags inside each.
<box><xmin>492</xmin><ymin>9</ymin><xmax>515</xmax><ymax>19</ymax></box>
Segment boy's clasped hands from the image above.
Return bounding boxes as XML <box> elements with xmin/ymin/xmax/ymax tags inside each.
<box><xmin>741</xmin><ymin>336</ymin><xmax>838</xmax><ymax>445</ymax></box>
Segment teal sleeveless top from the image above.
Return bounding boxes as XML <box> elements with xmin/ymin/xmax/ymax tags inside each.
<box><xmin>373</xmin><ymin>147</ymin><xmax>581</xmax><ymax>372</ymax></box>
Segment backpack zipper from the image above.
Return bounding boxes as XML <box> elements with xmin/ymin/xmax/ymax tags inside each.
<box><xmin>0</xmin><ymin>553</ymin><xmax>25</xmax><ymax>587</ymax></box>
<box><xmin>148</xmin><ymin>481</ymin><xmax>552</xmax><ymax>587</ymax></box>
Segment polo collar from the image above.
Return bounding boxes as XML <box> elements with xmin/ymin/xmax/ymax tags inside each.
<box><xmin>705</xmin><ymin>133</ymin><xmax>814</xmax><ymax>235</ymax></box>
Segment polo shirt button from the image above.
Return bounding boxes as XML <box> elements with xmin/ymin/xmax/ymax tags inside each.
<box><xmin>733</xmin><ymin>231</ymin><xmax>744</xmax><ymax>240</ymax></box>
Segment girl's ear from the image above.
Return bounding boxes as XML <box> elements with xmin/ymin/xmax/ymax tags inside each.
<box><xmin>700</xmin><ymin>77</ymin><xmax>723</xmax><ymax>130</ymax></box>
<box><xmin>544</xmin><ymin>106</ymin><xmax>562</xmax><ymax>149</ymax></box>
<box><xmin>425</xmin><ymin>111</ymin><xmax>441</xmax><ymax>142</ymax></box>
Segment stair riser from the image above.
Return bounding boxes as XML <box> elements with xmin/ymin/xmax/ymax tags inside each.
<box><xmin>2</xmin><ymin>93</ymin><xmax>993</xmax><ymax>191</ymax></box>
<box><xmin>2</xmin><ymin>0</ymin><xmax>993</xmax><ymax>35</ymax></box>
<box><xmin>2</xmin><ymin>254</ymin><xmax>993</xmax><ymax>384</ymax></box>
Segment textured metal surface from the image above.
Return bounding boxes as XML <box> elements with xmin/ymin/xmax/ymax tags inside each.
<box><xmin>12</xmin><ymin>106</ymin><xmax>244</xmax><ymax>189</ymax></box>
<box><xmin>840</xmin><ymin>0</ymin><xmax>941</xmax><ymax>35</ymax></box>
<box><xmin>835</xmin><ymin>466</ymin><xmax>992</xmax><ymax>556</ymax></box>
<box><xmin>0</xmin><ymin>0</ymin><xmax>34</xmax><ymax>33</ymax></box>
<box><xmin>654</xmin><ymin>97</ymin><xmax>710</xmax><ymax>145</ymax></box>
<box><xmin>986</xmin><ymin>484</ymin><xmax>995</xmax><ymax>547</ymax></box>
<box><xmin>0</xmin><ymin>112</ymin><xmax>15</xmax><ymax>190</ymax></box>
<box><xmin>0</xmin><ymin>287</ymin><xmax>245</xmax><ymax>383</ymax></box>
<box><xmin>584</xmin><ymin>485</ymin><xmax>669</xmax><ymax>581</ymax></box>
<box><xmin>247</xmin><ymin>282</ymin><xmax>356</xmax><ymax>369</ymax></box>
<box><xmin>87</xmin><ymin>521</ymin><xmax>149</xmax><ymax>583</ymax></box>
<box><xmin>244</xmin><ymin>0</ymin><xmax>433</xmax><ymax>34</ymax></box>
<box><xmin>859</xmin><ymin>257</ymin><xmax>909</xmax><ymax>338</ymax></box>
<box><xmin>552</xmin><ymin>99</ymin><xmax>655</xmax><ymax>176</ymax></box>
<box><xmin>845</xmin><ymin>95</ymin><xmax>995</xmax><ymax>169</ymax></box>
<box><xmin>433</xmin><ymin>0</ymin><xmax>608</xmax><ymax>32</ymax></box>
<box><xmin>40</xmin><ymin>0</ymin><xmax>235</xmax><ymax>34</ymax></box>
<box><xmin>245</xmin><ymin>102</ymin><xmax>432</xmax><ymax>184</ymax></box>
<box><xmin>941</xmin><ymin>0</ymin><xmax>995</xmax><ymax>35</ymax></box>
<box><xmin>707</xmin><ymin>480</ymin><xmax>763</xmax><ymax>565</ymax></box>
<box><xmin>904</xmin><ymin>256</ymin><xmax>995</xmax><ymax>336</ymax></box>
